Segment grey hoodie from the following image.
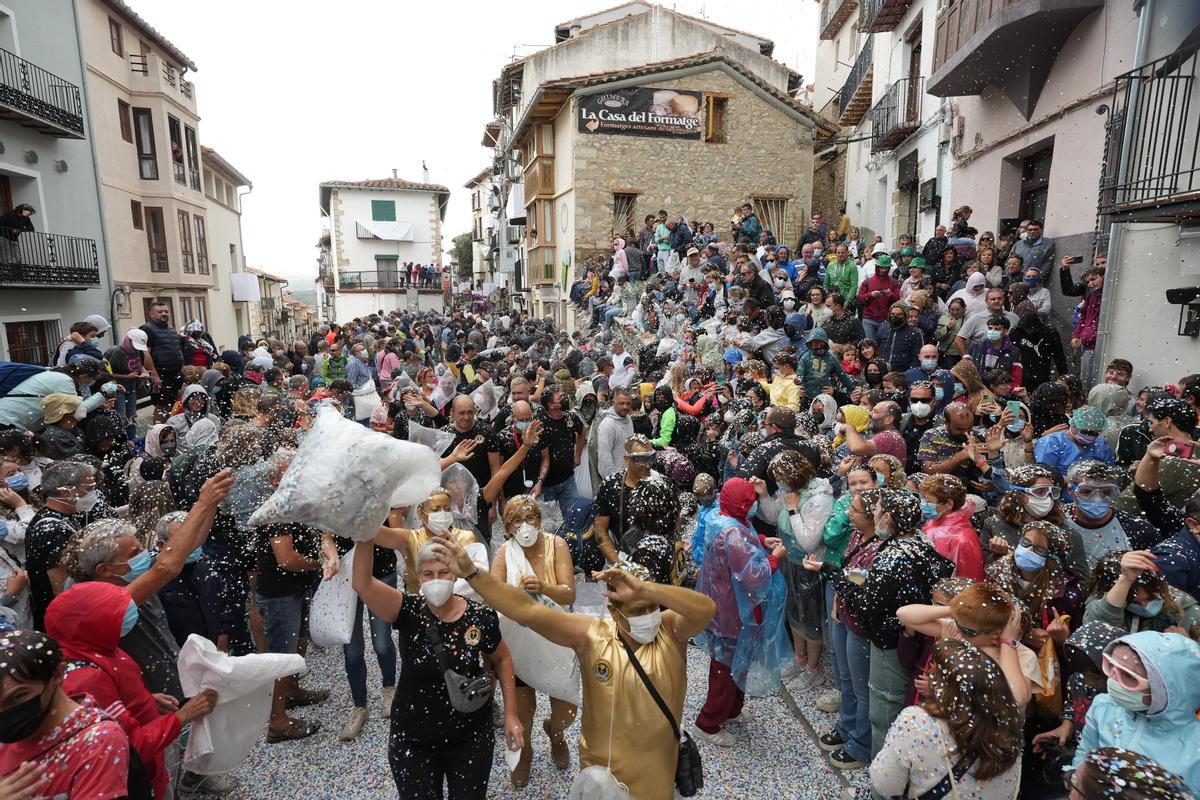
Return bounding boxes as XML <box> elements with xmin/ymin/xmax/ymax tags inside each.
<box><xmin>589</xmin><ymin>406</ymin><xmax>634</xmax><ymax>488</ymax></box>
<box><xmin>167</xmin><ymin>383</ymin><xmax>223</xmax><ymax>444</ymax></box>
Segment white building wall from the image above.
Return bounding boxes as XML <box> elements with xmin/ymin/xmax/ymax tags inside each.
<box><xmin>334</xmin><ymin>189</ymin><xmax>439</xmax><ymax>271</ymax></box>
<box><xmin>811</xmin><ymin>6</ymin><xmax>865</xmax><ymax>114</ymax></box>
<box><xmin>201</xmin><ymin>193</ymin><xmax>240</xmax><ymax>347</ymax></box>
<box><xmin>0</xmin><ymin>0</ymin><xmax>114</xmax><ymax>360</ymax></box>
<box><xmin>334</xmin><ymin>290</ymin><xmax>446</xmax><ymax>321</ymax></box>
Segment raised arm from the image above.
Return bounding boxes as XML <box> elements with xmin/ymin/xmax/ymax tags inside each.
<box><xmin>480</xmin><ymin>421</ymin><xmax>542</xmax><ymax>505</ymax></box>
<box><xmin>351</xmin><ymin>538</ymin><xmax>404</xmax><ymax>622</ymax></box>
<box><xmin>896</xmin><ymin>603</ymin><xmax>952</xmax><ymax>638</ymax></box>
<box><xmin>595</xmin><ymin>566</ymin><xmax>716</xmax><ymax>645</ymax></box>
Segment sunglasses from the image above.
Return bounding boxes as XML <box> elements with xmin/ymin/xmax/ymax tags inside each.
<box><xmin>627</xmin><ymin>453</ymin><xmax>656</xmax><ymax>465</ymax></box>
<box><xmin>954</xmin><ymin>619</ymin><xmax>987</xmax><ymax>639</ymax></box>
<box><xmin>1016</xmin><ymin>485</ymin><xmax>1061</xmax><ymax>500</ymax></box>
<box><xmin>1101</xmin><ymin>652</ymin><xmax>1150</xmax><ymax>692</ymax></box>
<box><xmin>1018</xmin><ymin>537</ymin><xmax>1049</xmax><ymax>556</ymax></box>
<box><xmin>1072</xmin><ymin>484</ymin><xmax>1120</xmax><ymax>501</ymax></box>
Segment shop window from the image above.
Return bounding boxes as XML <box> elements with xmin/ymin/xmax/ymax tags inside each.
<box><xmin>705</xmin><ymin>95</ymin><xmax>729</xmax><ymax>143</ymax></box>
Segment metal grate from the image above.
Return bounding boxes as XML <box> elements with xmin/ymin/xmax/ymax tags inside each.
<box><xmin>0</xmin><ymin>231</ymin><xmax>99</xmax><ymax>287</ymax></box>
<box><xmin>0</xmin><ymin>47</ymin><xmax>84</xmax><ymax>136</ymax></box>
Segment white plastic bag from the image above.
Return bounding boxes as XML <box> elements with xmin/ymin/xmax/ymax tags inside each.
<box><xmin>498</xmin><ymin>541</ymin><xmax>581</xmax><ymax>705</ymax></box>
<box><xmin>408</xmin><ymin>419</ymin><xmax>455</xmax><ymax>456</ymax></box>
<box><xmin>308</xmin><ymin>546</ymin><xmax>357</xmax><ymax>647</ymax></box>
<box><xmin>248</xmin><ymin>407</ymin><xmax>440</xmax><ymax>540</ymax></box>
<box><xmin>569</xmin><ymin>766</ymin><xmax>631</xmax><ymax>800</ymax></box>
<box><xmin>177</xmin><ymin>634</ymin><xmax>304</xmax><ymax>774</ymax></box>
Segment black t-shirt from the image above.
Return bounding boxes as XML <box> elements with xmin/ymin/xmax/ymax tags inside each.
<box><xmin>254</xmin><ymin>523</ymin><xmax>321</xmax><ymax>598</ymax></box>
<box><xmin>333</xmin><ymin>536</ymin><xmax>396</xmax><ymax>580</ymax></box>
<box><xmin>539</xmin><ymin>410</ymin><xmax>583</xmax><ymax>486</ymax></box>
<box><xmin>593</xmin><ymin>472</ymin><xmax>635</xmax><ymax>547</ymax></box>
<box><xmin>495</xmin><ymin>422</ymin><xmax>546</xmax><ymax>498</ymax></box>
<box><xmin>26</xmin><ymin>507</ymin><xmax>80</xmax><ymax>630</ymax></box>
<box><xmin>392</xmin><ymin>594</ymin><xmax>500</xmax><ymax>743</ymax></box>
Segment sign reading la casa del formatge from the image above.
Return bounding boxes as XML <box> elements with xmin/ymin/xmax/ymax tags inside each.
<box><xmin>577</xmin><ymin>86</ymin><xmax>705</xmax><ymax>139</ymax></box>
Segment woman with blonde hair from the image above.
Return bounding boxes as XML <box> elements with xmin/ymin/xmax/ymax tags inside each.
<box><xmin>490</xmin><ymin>495</ymin><xmax>578</xmax><ymax>787</ymax></box>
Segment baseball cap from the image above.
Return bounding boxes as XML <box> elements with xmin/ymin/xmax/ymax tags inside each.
<box><xmin>126</xmin><ymin>328</ymin><xmax>149</xmax><ymax>351</ymax></box>
<box><xmin>82</xmin><ymin>314</ymin><xmax>110</xmax><ymax>335</ymax></box>
<box><xmin>686</xmin><ymin>246</ymin><xmax>700</xmax><ymax>256</ymax></box>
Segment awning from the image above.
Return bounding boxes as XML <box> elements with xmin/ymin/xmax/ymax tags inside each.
<box><xmin>505</xmin><ymin>184</ymin><xmax>526</xmax><ymax>224</ymax></box>
<box><xmin>230</xmin><ymin>272</ymin><xmax>261</xmax><ymax>302</ymax></box>
<box><xmin>357</xmin><ymin>220</ymin><xmax>415</xmax><ymax>241</ymax></box>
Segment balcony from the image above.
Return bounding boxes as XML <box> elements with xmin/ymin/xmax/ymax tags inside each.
<box><xmin>929</xmin><ymin>0</ymin><xmax>1103</xmax><ymax>119</ymax></box>
<box><xmin>870</xmin><ymin>77</ymin><xmax>923</xmax><ymax>154</ymax></box>
<box><xmin>335</xmin><ymin>271</ymin><xmax>444</xmax><ymax>291</ymax></box>
<box><xmin>857</xmin><ymin>0</ymin><xmax>915</xmax><ymax>33</ymax></box>
<box><xmin>0</xmin><ymin>48</ymin><xmax>84</xmax><ymax>138</ymax></box>
<box><xmin>820</xmin><ymin>0</ymin><xmax>859</xmax><ymax>39</ymax></box>
<box><xmin>1097</xmin><ymin>46</ymin><xmax>1200</xmax><ymax>223</ymax></box>
<box><xmin>128</xmin><ymin>53</ymin><xmax>196</xmax><ymax>111</ymax></box>
<box><xmin>838</xmin><ymin>36</ymin><xmax>874</xmax><ymax>127</ymax></box>
<box><xmin>0</xmin><ymin>231</ymin><xmax>99</xmax><ymax>288</ymax></box>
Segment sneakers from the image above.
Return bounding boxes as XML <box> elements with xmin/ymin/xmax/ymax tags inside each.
<box><xmin>818</xmin><ymin>730</ymin><xmax>845</xmax><ymax>753</ymax></box>
<box><xmin>815</xmin><ymin>691</ymin><xmax>841</xmax><ymax>713</ymax></box>
<box><xmin>340</xmin><ymin>707</ymin><xmax>369</xmax><ymax>741</ymax></box>
<box><xmin>178</xmin><ymin>771</ymin><xmax>235</xmax><ymax>796</ymax></box>
<box><xmin>726</xmin><ymin>709</ymin><xmax>752</xmax><ymax>725</ymax></box>
<box><xmin>789</xmin><ymin>669</ymin><xmax>824</xmax><ymax>692</ymax></box>
<box><xmin>828</xmin><ymin>747</ymin><xmax>866</xmax><ymax>770</ymax></box>
<box><xmin>381</xmin><ymin>686</ymin><xmax>396</xmax><ymax>717</ymax></box>
<box><xmin>779</xmin><ymin>663</ymin><xmax>804</xmax><ymax>681</ymax></box>
<box><xmin>691</xmin><ymin>726</ymin><xmax>738</xmax><ymax>747</ymax></box>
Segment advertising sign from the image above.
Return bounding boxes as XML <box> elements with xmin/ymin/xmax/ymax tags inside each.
<box><xmin>577</xmin><ymin>86</ymin><xmax>705</xmax><ymax>139</ymax></box>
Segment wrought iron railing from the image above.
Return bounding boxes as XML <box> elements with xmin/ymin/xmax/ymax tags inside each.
<box><xmin>336</xmin><ymin>270</ymin><xmax>442</xmax><ymax>290</ymax></box>
<box><xmin>1098</xmin><ymin>45</ymin><xmax>1200</xmax><ymax>214</ymax></box>
<box><xmin>870</xmin><ymin>77</ymin><xmax>923</xmax><ymax>153</ymax></box>
<box><xmin>857</xmin><ymin>0</ymin><xmax>883</xmax><ymax>31</ymax></box>
<box><xmin>0</xmin><ymin>231</ymin><xmax>99</xmax><ymax>287</ymax></box>
<box><xmin>820</xmin><ymin>0</ymin><xmax>858</xmax><ymax>39</ymax></box>
<box><xmin>0</xmin><ymin>48</ymin><xmax>84</xmax><ymax>136</ymax></box>
<box><xmin>839</xmin><ymin>36</ymin><xmax>874</xmax><ymax>119</ymax></box>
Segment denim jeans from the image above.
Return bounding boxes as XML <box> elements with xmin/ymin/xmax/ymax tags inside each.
<box><xmin>541</xmin><ymin>475</ymin><xmax>579</xmax><ymax>519</ymax></box>
<box><xmin>256</xmin><ymin>592</ymin><xmax>306</xmax><ymax>655</ymax></box>
<box><xmin>862</xmin><ymin>317</ymin><xmax>887</xmax><ymax>344</ymax></box>
<box><xmin>603</xmin><ymin>306</ymin><xmax>623</xmax><ymax>327</ymax></box>
<box><xmin>840</xmin><ymin>623</ymin><xmax>873</xmax><ymax>763</ymax></box>
<box><xmin>343</xmin><ymin>572</ymin><xmax>397</xmax><ymax>708</ymax></box>
<box><xmin>115</xmin><ymin>390</ymin><xmax>138</xmax><ymax>436</ymax></box>
<box><xmin>868</xmin><ymin>644</ymin><xmax>910</xmax><ymax>758</ymax></box>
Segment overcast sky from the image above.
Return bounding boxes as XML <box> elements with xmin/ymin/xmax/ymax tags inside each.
<box><xmin>126</xmin><ymin>0</ymin><xmax>819</xmax><ymax>287</ymax></box>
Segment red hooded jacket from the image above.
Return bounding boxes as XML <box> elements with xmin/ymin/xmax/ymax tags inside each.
<box><xmin>45</xmin><ymin>581</ymin><xmax>181</xmax><ymax>800</ymax></box>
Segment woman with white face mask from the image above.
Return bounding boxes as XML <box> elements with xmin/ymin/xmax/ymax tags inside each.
<box><xmin>976</xmin><ymin>463</ymin><xmax>1080</xmax><ymax>572</ymax></box>
<box><xmin>375</xmin><ymin>489</ymin><xmax>488</xmax><ymax>597</ymax></box>
<box><xmin>490</xmin><ymin>495</ymin><xmax>577</xmax><ymax>787</ymax></box>
<box><xmin>351</xmin><ymin>540</ymin><xmax>522</xmax><ymax>800</ymax></box>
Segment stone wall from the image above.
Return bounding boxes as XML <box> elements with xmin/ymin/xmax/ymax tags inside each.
<box><xmin>571</xmin><ymin>67</ymin><xmax>816</xmax><ymax>255</ymax></box>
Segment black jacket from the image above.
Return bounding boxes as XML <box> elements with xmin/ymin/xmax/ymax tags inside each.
<box><xmin>0</xmin><ymin>210</ymin><xmax>34</xmax><ymax>242</ymax></box>
<box><xmin>742</xmin><ymin>275</ymin><xmax>776</xmax><ymax>310</ymax></box>
<box><xmin>737</xmin><ymin>432</ymin><xmax>821</xmax><ymax>494</ymax></box>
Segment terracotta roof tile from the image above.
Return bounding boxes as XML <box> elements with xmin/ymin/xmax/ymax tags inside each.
<box><xmin>320</xmin><ymin>178</ymin><xmax>449</xmax><ymax>193</ymax></box>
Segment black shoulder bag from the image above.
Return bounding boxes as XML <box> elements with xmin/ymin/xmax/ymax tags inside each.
<box><xmin>421</xmin><ymin>612</ymin><xmax>492</xmax><ymax>714</ymax></box>
<box><xmin>617</xmin><ymin>635</ymin><xmax>703</xmax><ymax>797</ymax></box>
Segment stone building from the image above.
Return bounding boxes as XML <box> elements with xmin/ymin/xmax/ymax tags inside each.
<box><xmin>484</xmin><ymin>3</ymin><xmax>833</xmax><ymax>326</ymax></box>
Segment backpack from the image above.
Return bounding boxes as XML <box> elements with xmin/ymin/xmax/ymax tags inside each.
<box><xmin>555</xmin><ymin>497</ymin><xmax>605</xmax><ymax>576</ymax></box>
<box><xmin>0</xmin><ymin>361</ymin><xmax>47</xmax><ymax>399</ymax></box>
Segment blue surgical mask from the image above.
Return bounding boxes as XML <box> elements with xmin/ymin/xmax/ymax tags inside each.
<box><xmin>919</xmin><ymin>499</ymin><xmax>939</xmax><ymax>521</ymax></box>
<box><xmin>1105</xmin><ymin>678</ymin><xmax>1149</xmax><ymax>712</ymax></box>
<box><xmin>986</xmin><ymin>330</ymin><xmax>1002</xmax><ymax>342</ymax></box>
<box><xmin>921</xmin><ymin>358</ymin><xmax>938</xmax><ymax>371</ymax></box>
<box><xmin>1127</xmin><ymin>598</ymin><xmax>1164</xmax><ymax>618</ymax></box>
<box><xmin>1006</xmin><ymin>420</ymin><xmax>1026</xmax><ymax>433</ymax></box>
<box><xmin>1023</xmin><ymin>276</ymin><xmax>1040</xmax><ymax>288</ymax></box>
<box><xmin>1013</xmin><ymin>544</ymin><xmax>1046</xmax><ymax>572</ymax></box>
<box><xmin>116</xmin><ymin>549</ymin><xmax>154</xmax><ymax>583</ymax></box>
<box><xmin>875</xmin><ymin>471</ymin><xmax>887</xmax><ymax>487</ymax></box>
<box><xmin>954</xmin><ymin>383</ymin><xmax>965</xmax><ymax>395</ymax></box>
<box><xmin>121</xmin><ymin>600</ymin><xmax>139</xmax><ymax>636</ymax></box>
<box><xmin>1076</xmin><ymin>497</ymin><xmax>1113</xmax><ymax>519</ymax></box>
<box><xmin>185</xmin><ymin>547</ymin><xmax>203</xmax><ymax>565</ymax></box>
<box><xmin>514</xmin><ymin>420</ymin><xmax>530</xmax><ymax>432</ymax></box>
<box><xmin>934</xmin><ymin>387</ymin><xmax>945</xmax><ymax>401</ymax></box>
<box><xmin>0</xmin><ymin>518</ymin><xmax>7</xmax><ymax>542</ymax></box>
<box><xmin>4</xmin><ymin>473</ymin><xmax>29</xmax><ymax>493</ymax></box>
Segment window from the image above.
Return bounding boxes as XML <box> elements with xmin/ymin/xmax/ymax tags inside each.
<box><xmin>168</xmin><ymin>116</ymin><xmax>185</xmax><ymax>184</ymax></box>
<box><xmin>1020</xmin><ymin>144</ymin><xmax>1053</xmax><ymax>223</ymax></box>
<box><xmin>184</xmin><ymin>126</ymin><xmax>200</xmax><ymax>190</ymax></box>
<box><xmin>180</xmin><ymin>297</ymin><xmax>192</xmax><ymax>322</ymax></box>
<box><xmin>145</xmin><ymin>207</ymin><xmax>168</xmax><ymax>271</ymax></box>
<box><xmin>4</xmin><ymin>320</ymin><xmax>60</xmax><ymax>365</ymax></box>
<box><xmin>194</xmin><ymin>298</ymin><xmax>206</xmax><ymax>326</ymax></box>
<box><xmin>371</xmin><ymin>200</ymin><xmax>396</xmax><ymax>221</ymax></box>
<box><xmin>117</xmin><ymin>100</ymin><xmax>132</xmax><ymax>143</ymax></box>
<box><xmin>178</xmin><ymin>210</ymin><xmax>194</xmax><ymax>273</ymax></box>
<box><xmin>705</xmin><ymin>95</ymin><xmax>729</xmax><ymax>143</ymax></box>
<box><xmin>130</xmin><ymin>200</ymin><xmax>143</xmax><ymax>230</ymax></box>
<box><xmin>108</xmin><ymin>17</ymin><xmax>123</xmax><ymax>56</ymax></box>
<box><xmin>542</xmin><ymin>200</ymin><xmax>554</xmax><ymax>244</ymax></box>
<box><xmin>538</xmin><ymin>123</ymin><xmax>554</xmax><ymax>156</ymax></box>
<box><xmin>193</xmin><ymin>215</ymin><xmax>208</xmax><ymax>274</ymax></box>
<box><xmin>132</xmin><ymin>108</ymin><xmax>158</xmax><ymax>179</ymax></box>
<box><xmin>613</xmin><ymin>192</ymin><xmax>638</xmax><ymax>240</ymax></box>
<box><xmin>229</xmin><ymin>243</ymin><xmax>238</xmax><ymax>272</ymax></box>
<box><xmin>542</xmin><ymin>248</ymin><xmax>555</xmax><ymax>281</ymax></box>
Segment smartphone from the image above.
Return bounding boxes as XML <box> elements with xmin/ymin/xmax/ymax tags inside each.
<box><xmin>1065</xmin><ymin>255</ymin><xmax>1084</xmax><ymax>265</ymax></box>
<box><xmin>717</xmin><ymin>375</ymin><xmax>725</xmax><ymax>386</ymax></box>
<box><xmin>1006</xmin><ymin>400</ymin><xmax>1023</xmax><ymax>419</ymax></box>
<box><xmin>1165</xmin><ymin>439</ymin><xmax>1197</xmax><ymax>459</ymax></box>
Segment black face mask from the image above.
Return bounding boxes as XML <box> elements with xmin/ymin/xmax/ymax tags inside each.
<box><xmin>889</xmin><ymin>316</ymin><xmax>906</xmax><ymax>328</ymax></box>
<box><xmin>865</xmin><ymin>373</ymin><xmax>883</xmax><ymax>386</ymax></box>
<box><xmin>811</xmin><ymin>411</ymin><xmax>825</xmax><ymax>424</ymax></box>
<box><xmin>0</xmin><ymin>684</ymin><xmax>54</xmax><ymax>743</ymax></box>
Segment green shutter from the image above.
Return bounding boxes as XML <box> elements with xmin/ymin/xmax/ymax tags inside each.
<box><xmin>371</xmin><ymin>200</ymin><xmax>396</xmax><ymax>221</ymax></box>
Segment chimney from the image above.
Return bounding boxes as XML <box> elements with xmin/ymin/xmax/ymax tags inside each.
<box><xmin>422</xmin><ymin>160</ymin><xmax>429</xmax><ymax>183</ymax></box>
<box><xmin>392</xmin><ymin>168</ymin><xmax>398</xmax><ymax>178</ymax></box>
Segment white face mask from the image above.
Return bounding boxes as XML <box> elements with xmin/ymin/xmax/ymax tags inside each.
<box><xmin>420</xmin><ymin>578</ymin><xmax>454</xmax><ymax>607</ymax></box>
<box><xmin>723</xmin><ymin>410</ymin><xmax>734</xmax><ymax>423</ymax></box>
<box><xmin>426</xmin><ymin>510</ymin><xmax>454</xmax><ymax>533</ymax></box>
<box><xmin>909</xmin><ymin>401</ymin><xmax>932</xmax><ymax>419</ymax></box>
<box><xmin>1023</xmin><ymin>493</ymin><xmax>1055</xmax><ymax>519</ymax></box>
<box><xmin>622</xmin><ymin>608</ymin><xmax>662</xmax><ymax>644</ymax></box>
<box><xmin>514</xmin><ymin>522</ymin><xmax>539</xmax><ymax>548</ymax></box>
<box><xmin>75</xmin><ymin>490</ymin><xmax>99</xmax><ymax>513</ymax></box>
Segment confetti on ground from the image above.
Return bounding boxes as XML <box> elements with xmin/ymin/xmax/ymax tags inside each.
<box><xmin>214</xmin><ymin>629</ymin><xmax>870</xmax><ymax>799</ymax></box>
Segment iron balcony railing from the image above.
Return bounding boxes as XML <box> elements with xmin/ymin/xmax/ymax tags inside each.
<box><xmin>0</xmin><ymin>48</ymin><xmax>84</xmax><ymax>138</ymax></box>
<box><xmin>336</xmin><ymin>270</ymin><xmax>443</xmax><ymax>290</ymax></box>
<box><xmin>839</xmin><ymin>36</ymin><xmax>874</xmax><ymax>124</ymax></box>
<box><xmin>0</xmin><ymin>230</ymin><xmax>99</xmax><ymax>287</ymax></box>
<box><xmin>1098</xmin><ymin>44</ymin><xmax>1200</xmax><ymax>216</ymax></box>
<box><xmin>820</xmin><ymin>0</ymin><xmax>858</xmax><ymax>39</ymax></box>
<box><xmin>870</xmin><ymin>77</ymin><xmax>924</xmax><ymax>153</ymax></box>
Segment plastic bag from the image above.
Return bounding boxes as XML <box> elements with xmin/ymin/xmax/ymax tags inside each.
<box><xmin>498</xmin><ymin>540</ymin><xmax>582</xmax><ymax>705</ymax></box>
<box><xmin>408</xmin><ymin>419</ymin><xmax>455</xmax><ymax>456</ymax></box>
<box><xmin>569</xmin><ymin>766</ymin><xmax>631</xmax><ymax>800</ymax></box>
<box><xmin>308</xmin><ymin>546</ymin><xmax>358</xmax><ymax>647</ymax></box>
<box><xmin>177</xmin><ymin>634</ymin><xmax>304</xmax><ymax>774</ymax></box>
<box><xmin>1034</xmin><ymin>636</ymin><xmax>1063</xmax><ymax>716</ymax></box>
<box><xmin>248</xmin><ymin>407</ymin><xmax>440</xmax><ymax>540</ymax></box>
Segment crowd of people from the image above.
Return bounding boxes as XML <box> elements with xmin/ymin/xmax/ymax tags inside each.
<box><xmin>0</xmin><ymin>204</ymin><xmax>1198</xmax><ymax>800</ymax></box>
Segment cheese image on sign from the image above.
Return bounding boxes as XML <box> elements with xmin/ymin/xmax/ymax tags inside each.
<box><xmin>577</xmin><ymin>85</ymin><xmax>705</xmax><ymax>139</ymax></box>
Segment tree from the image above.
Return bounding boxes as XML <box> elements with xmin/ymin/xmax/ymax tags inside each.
<box><xmin>452</xmin><ymin>232</ymin><xmax>473</xmax><ymax>279</ymax></box>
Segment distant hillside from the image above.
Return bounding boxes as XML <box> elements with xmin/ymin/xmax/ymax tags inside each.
<box><xmin>288</xmin><ymin>289</ymin><xmax>318</xmax><ymax>307</ymax></box>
